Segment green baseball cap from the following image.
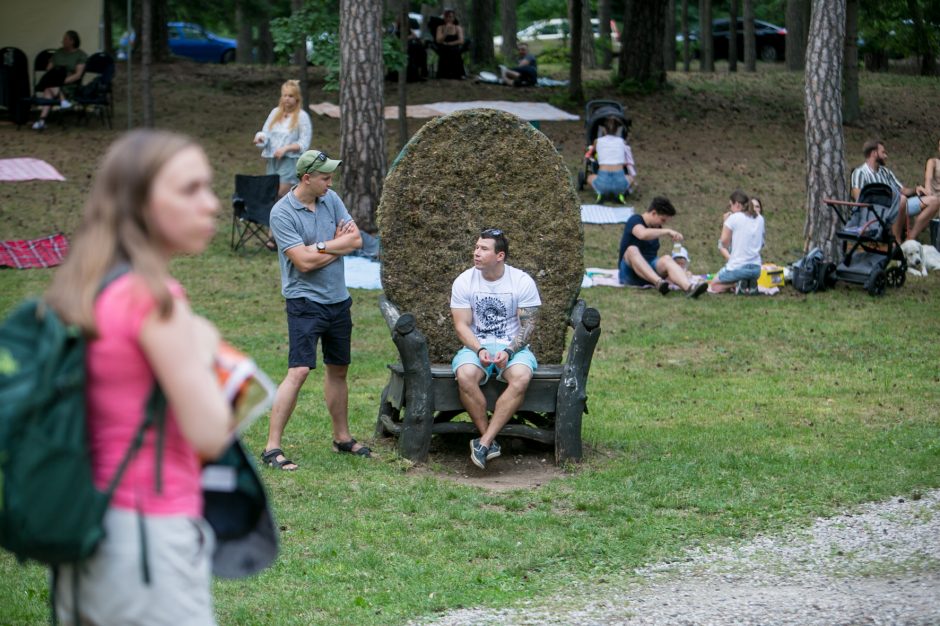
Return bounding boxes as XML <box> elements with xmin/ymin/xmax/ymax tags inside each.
<box><xmin>296</xmin><ymin>150</ymin><xmax>342</xmax><ymax>177</ymax></box>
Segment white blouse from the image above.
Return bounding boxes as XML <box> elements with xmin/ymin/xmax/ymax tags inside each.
<box><xmin>257</xmin><ymin>108</ymin><xmax>312</xmax><ymax>160</ymax></box>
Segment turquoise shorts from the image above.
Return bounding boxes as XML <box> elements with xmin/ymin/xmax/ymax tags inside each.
<box><xmin>451</xmin><ymin>344</ymin><xmax>538</xmax><ymax>384</ymax></box>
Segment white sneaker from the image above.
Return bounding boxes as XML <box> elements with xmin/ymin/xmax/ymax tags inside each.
<box><xmin>59</xmin><ymin>99</ymin><xmax>72</xmax><ymax>110</ymax></box>
<box><xmin>31</xmin><ymin>119</ymin><xmax>45</xmax><ymax>130</ymax></box>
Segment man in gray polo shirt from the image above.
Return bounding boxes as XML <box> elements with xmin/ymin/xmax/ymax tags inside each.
<box><xmin>261</xmin><ymin>150</ymin><xmax>369</xmax><ymax>470</ymax></box>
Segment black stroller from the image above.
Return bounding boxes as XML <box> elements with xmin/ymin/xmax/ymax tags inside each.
<box><xmin>576</xmin><ymin>100</ymin><xmax>633</xmax><ymax>197</ymax></box>
<box><xmin>824</xmin><ymin>182</ymin><xmax>907</xmax><ymax>296</ymax></box>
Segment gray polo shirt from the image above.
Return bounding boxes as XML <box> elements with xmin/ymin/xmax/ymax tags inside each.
<box><xmin>269</xmin><ymin>187</ymin><xmax>352</xmax><ymax>304</ymax></box>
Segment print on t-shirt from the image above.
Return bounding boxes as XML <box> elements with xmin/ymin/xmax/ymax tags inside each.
<box><xmin>474</xmin><ymin>293</ymin><xmax>512</xmax><ymax>341</ymax></box>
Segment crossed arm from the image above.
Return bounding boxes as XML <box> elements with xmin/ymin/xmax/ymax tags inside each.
<box><xmin>284</xmin><ymin>219</ymin><xmax>362</xmax><ymax>272</ymax></box>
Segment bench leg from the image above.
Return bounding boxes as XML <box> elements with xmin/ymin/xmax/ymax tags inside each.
<box><xmin>392</xmin><ymin>314</ymin><xmax>435</xmax><ymax>463</ymax></box>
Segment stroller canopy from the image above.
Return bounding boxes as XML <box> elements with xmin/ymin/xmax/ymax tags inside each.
<box><xmin>584</xmin><ymin>99</ymin><xmax>631</xmax><ymax>144</ymax></box>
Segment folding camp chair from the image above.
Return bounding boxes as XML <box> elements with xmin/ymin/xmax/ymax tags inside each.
<box><xmin>74</xmin><ymin>52</ymin><xmax>115</xmax><ymax>129</ymax></box>
<box><xmin>231</xmin><ymin>174</ymin><xmax>279</xmax><ymax>252</ymax></box>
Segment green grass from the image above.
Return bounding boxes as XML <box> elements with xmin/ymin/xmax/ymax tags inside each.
<box><xmin>1</xmin><ymin>63</ymin><xmax>939</xmax><ymax>624</ymax></box>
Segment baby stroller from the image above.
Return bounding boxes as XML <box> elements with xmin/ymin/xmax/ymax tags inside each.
<box><xmin>576</xmin><ymin>100</ymin><xmax>633</xmax><ymax>198</ymax></box>
<box><xmin>824</xmin><ymin>182</ymin><xmax>907</xmax><ymax>296</ymax></box>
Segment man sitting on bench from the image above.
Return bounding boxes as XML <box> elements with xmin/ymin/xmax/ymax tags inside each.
<box><xmin>450</xmin><ymin>228</ymin><xmax>541</xmax><ymax>469</ymax></box>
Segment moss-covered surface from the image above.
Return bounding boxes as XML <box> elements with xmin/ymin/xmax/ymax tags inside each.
<box><xmin>377</xmin><ymin>109</ymin><xmax>584</xmax><ymax>363</ymax></box>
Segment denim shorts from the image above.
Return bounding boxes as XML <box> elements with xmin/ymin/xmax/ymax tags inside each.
<box><xmin>286</xmin><ymin>297</ymin><xmax>352</xmax><ymax>368</ymax></box>
<box><xmin>619</xmin><ymin>256</ymin><xmax>658</xmax><ymax>286</ymax></box>
<box><xmin>591</xmin><ymin>170</ymin><xmax>631</xmax><ymax>196</ymax></box>
<box><xmin>451</xmin><ymin>344</ymin><xmax>538</xmax><ymax>383</ymax></box>
<box><xmin>266</xmin><ymin>156</ymin><xmax>299</xmax><ymax>185</ymax></box>
<box><xmin>716</xmin><ymin>263</ymin><xmax>761</xmax><ymax>283</ymax></box>
<box><xmin>906</xmin><ymin>194</ymin><xmax>923</xmax><ymax>217</ymax></box>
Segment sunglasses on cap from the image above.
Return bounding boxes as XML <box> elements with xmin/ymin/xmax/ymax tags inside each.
<box><xmin>302</xmin><ymin>152</ymin><xmax>330</xmax><ymax>174</ymax></box>
<box><xmin>480</xmin><ymin>228</ymin><xmax>504</xmax><ymax>238</ymax></box>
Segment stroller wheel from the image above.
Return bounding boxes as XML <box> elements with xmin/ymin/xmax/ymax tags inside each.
<box><xmin>885</xmin><ymin>265</ymin><xmax>905</xmax><ymax>289</ymax></box>
<box><xmin>577</xmin><ymin>170</ymin><xmax>585</xmax><ymax>191</ymax></box>
<box><xmin>865</xmin><ymin>269</ymin><xmax>886</xmax><ymax>296</ymax></box>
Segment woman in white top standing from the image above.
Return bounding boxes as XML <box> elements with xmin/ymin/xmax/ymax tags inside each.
<box><xmin>586</xmin><ymin>116</ymin><xmax>637</xmax><ymax>203</ymax></box>
<box><xmin>253</xmin><ymin>80</ymin><xmax>312</xmax><ymax>199</ymax></box>
<box><xmin>709</xmin><ymin>189</ymin><xmax>765</xmax><ymax>294</ymax></box>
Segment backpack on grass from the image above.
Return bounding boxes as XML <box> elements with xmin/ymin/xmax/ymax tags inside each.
<box><xmin>790</xmin><ymin>247</ymin><xmax>833</xmax><ymax>294</ymax></box>
<box><xmin>0</xmin><ymin>298</ymin><xmax>152</xmax><ymax>565</ymax></box>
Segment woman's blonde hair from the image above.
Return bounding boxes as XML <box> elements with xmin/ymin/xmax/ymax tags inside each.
<box><xmin>271</xmin><ymin>80</ymin><xmax>302</xmax><ymax>130</ymax></box>
<box><xmin>45</xmin><ymin>129</ymin><xmax>198</xmax><ymax>335</ymax></box>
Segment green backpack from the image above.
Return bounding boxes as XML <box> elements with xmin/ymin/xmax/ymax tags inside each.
<box><xmin>0</xmin><ymin>295</ymin><xmax>153</xmax><ymax>566</ymax></box>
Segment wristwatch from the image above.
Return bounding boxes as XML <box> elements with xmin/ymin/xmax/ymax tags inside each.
<box><xmin>316</xmin><ymin>242</ymin><xmax>327</xmax><ymax>253</ymax></box>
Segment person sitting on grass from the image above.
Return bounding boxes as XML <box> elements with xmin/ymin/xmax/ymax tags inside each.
<box><xmin>451</xmin><ymin>228</ymin><xmax>541</xmax><ymax>470</ymax></box>
<box><xmin>499</xmin><ymin>43</ymin><xmax>538</xmax><ymax>86</ymax></box>
<box><xmin>618</xmin><ymin>197</ymin><xmax>708</xmax><ymax>298</ymax></box>
<box><xmin>708</xmin><ymin>190</ymin><xmax>765</xmax><ymax>294</ymax></box>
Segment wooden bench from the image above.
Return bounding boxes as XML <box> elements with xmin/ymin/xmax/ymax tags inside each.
<box><xmin>375</xmin><ymin>296</ymin><xmax>601</xmax><ymax>464</ymax></box>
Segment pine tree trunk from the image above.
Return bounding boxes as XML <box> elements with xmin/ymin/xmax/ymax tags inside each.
<box><xmin>619</xmin><ymin>0</ymin><xmax>667</xmax><ymax>87</ymax></box>
<box><xmin>500</xmin><ymin>0</ymin><xmax>518</xmax><ymax>61</ymax></box>
<box><xmin>470</xmin><ymin>0</ymin><xmax>495</xmax><ymax>67</ymax></box>
<box><xmin>581</xmin><ymin>0</ymin><xmax>596</xmax><ymax>69</ymax></box>
<box><xmin>803</xmin><ymin>0</ymin><xmax>846</xmax><ymax>260</ymax></box>
<box><xmin>340</xmin><ymin>0</ymin><xmax>386</xmax><ymax>233</ymax></box>
<box><xmin>599</xmin><ymin>0</ymin><xmax>613</xmax><ymax>69</ymax></box>
<box><xmin>236</xmin><ymin>0</ymin><xmax>253</xmax><ymax>64</ymax></box>
<box><xmin>292</xmin><ymin>0</ymin><xmax>309</xmax><ymax>109</ymax></box>
<box><xmin>907</xmin><ymin>0</ymin><xmax>938</xmax><ymax>76</ymax></box>
<box><xmin>699</xmin><ymin>0</ymin><xmax>713</xmax><ymax>72</ymax></box>
<box><xmin>141</xmin><ymin>0</ymin><xmax>153</xmax><ymax>127</ymax></box>
<box><xmin>843</xmin><ymin>0</ymin><xmax>859</xmax><ymax>124</ymax></box>
<box><xmin>398</xmin><ymin>0</ymin><xmax>408</xmax><ymax>152</ymax></box>
<box><xmin>682</xmin><ymin>0</ymin><xmax>690</xmax><ymax>71</ymax></box>
<box><xmin>786</xmin><ymin>0</ymin><xmax>806</xmax><ymax>70</ymax></box>
<box><xmin>728</xmin><ymin>0</ymin><xmax>738</xmax><ymax>72</ymax></box>
<box><xmin>664</xmin><ymin>0</ymin><xmax>676</xmax><ymax>71</ymax></box>
<box><xmin>258</xmin><ymin>18</ymin><xmax>274</xmax><ymax>65</ymax></box>
<box><xmin>569</xmin><ymin>0</ymin><xmax>584</xmax><ymax>102</ymax></box>
<box><xmin>151</xmin><ymin>0</ymin><xmax>169</xmax><ymax>62</ymax></box>
<box><xmin>743</xmin><ymin>0</ymin><xmax>756</xmax><ymax>71</ymax></box>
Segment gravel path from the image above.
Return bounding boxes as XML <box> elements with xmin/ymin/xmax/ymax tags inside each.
<box><xmin>417</xmin><ymin>490</ymin><xmax>940</xmax><ymax>625</ymax></box>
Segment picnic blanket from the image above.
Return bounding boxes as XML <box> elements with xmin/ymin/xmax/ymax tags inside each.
<box><xmin>344</xmin><ymin>256</ymin><xmax>382</xmax><ymax>290</ymax></box>
<box><xmin>581</xmin><ymin>204</ymin><xmax>634</xmax><ymax>224</ymax></box>
<box><xmin>0</xmin><ymin>233</ymin><xmax>70</xmax><ymax>269</ymax></box>
<box><xmin>0</xmin><ymin>158</ymin><xmax>66</xmax><ymax>182</ymax></box>
<box><xmin>475</xmin><ymin>71</ymin><xmax>570</xmax><ymax>88</ymax></box>
<box><xmin>310</xmin><ymin>101</ymin><xmax>578</xmax><ymax>122</ymax></box>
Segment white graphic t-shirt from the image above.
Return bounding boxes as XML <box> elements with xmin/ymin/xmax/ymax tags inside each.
<box><xmin>450</xmin><ymin>264</ymin><xmax>541</xmax><ymax>344</ymax></box>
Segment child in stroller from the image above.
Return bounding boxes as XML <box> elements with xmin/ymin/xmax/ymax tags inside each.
<box><xmin>576</xmin><ymin>100</ymin><xmax>635</xmax><ymax>204</ymax></box>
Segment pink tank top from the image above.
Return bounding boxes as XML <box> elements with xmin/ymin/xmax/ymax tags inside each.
<box><xmin>86</xmin><ymin>274</ymin><xmax>202</xmax><ymax>517</ymax></box>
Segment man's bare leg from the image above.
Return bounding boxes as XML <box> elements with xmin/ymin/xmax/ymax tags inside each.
<box><xmin>456</xmin><ymin>364</ymin><xmax>489</xmax><ymax>435</ymax></box>
<box><xmin>264</xmin><ymin>366</ymin><xmax>309</xmax><ymax>469</ymax></box>
<box><xmin>479</xmin><ymin>365</ymin><xmax>532</xmax><ymax>448</ymax></box>
<box><xmin>625</xmin><ymin>247</ymin><xmax>665</xmax><ymax>285</ymax></box>
<box><xmin>908</xmin><ymin>196</ymin><xmax>940</xmax><ymax>241</ymax></box>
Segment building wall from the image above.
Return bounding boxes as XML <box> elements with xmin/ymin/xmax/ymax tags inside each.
<box><xmin>2</xmin><ymin>1</ymin><xmax>101</xmax><ymax>82</ymax></box>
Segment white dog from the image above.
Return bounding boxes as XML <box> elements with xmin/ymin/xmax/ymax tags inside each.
<box><xmin>901</xmin><ymin>240</ymin><xmax>926</xmax><ymax>277</ymax></box>
<box><xmin>923</xmin><ymin>244</ymin><xmax>940</xmax><ymax>271</ymax></box>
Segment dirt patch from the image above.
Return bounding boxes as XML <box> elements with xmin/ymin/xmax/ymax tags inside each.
<box><xmin>408</xmin><ymin>435</ymin><xmax>566</xmax><ymax>492</ymax></box>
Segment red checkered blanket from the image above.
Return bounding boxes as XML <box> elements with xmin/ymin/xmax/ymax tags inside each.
<box><xmin>0</xmin><ymin>233</ymin><xmax>70</xmax><ymax>269</ymax></box>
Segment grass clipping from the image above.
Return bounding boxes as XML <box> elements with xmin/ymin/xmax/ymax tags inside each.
<box><xmin>378</xmin><ymin>108</ymin><xmax>584</xmax><ymax>363</ymax></box>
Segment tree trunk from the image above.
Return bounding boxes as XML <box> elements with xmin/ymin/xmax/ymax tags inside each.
<box><xmin>803</xmin><ymin>0</ymin><xmax>846</xmax><ymax>260</ymax></box>
<box><xmin>292</xmin><ymin>0</ymin><xmax>309</xmax><ymax>109</ymax></box>
<box><xmin>340</xmin><ymin>0</ymin><xmax>386</xmax><ymax>233</ymax></box>
<box><xmin>398</xmin><ymin>0</ymin><xmax>409</xmax><ymax>152</ymax></box>
<box><xmin>664</xmin><ymin>0</ymin><xmax>676</xmax><ymax>71</ymax></box>
<box><xmin>699</xmin><ymin>0</ymin><xmax>713</xmax><ymax>72</ymax></box>
<box><xmin>258</xmin><ymin>18</ymin><xmax>274</xmax><ymax>65</ymax></box>
<box><xmin>141</xmin><ymin>0</ymin><xmax>153</xmax><ymax>127</ymax></box>
<box><xmin>842</xmin><ymin>0</ymin><xmax>859</xmax><ymax>124</ymax></box>
<box><xmin>569</xmin><ymin>0</ymin><xmax>584</xmax><ymax>102</ymax></box>
<box><xmin>682</xmin><ymin>0</ymin><xmax>690</xmax><ymax>71</ymax></box>
<box><xmin>618</xmin><ymin>0</ymin><xmax>667</xmax><ymax>88</ymax></box>
<box><xmin>786</xmin><ymin>0</ymin><xmax>806</xmax><ymax>70</ymax></box>
<box><xmin>907</xmin><ymin>0</ymin><xmax>938</xmax><ymax>76</ymax></box>
<box><xmin>470</xmin><ymin>0</ymin><xmax>495</xmax><ymax>67</ymax></box>
<box><xmin>236</xmin><ymin>0</ymin><xmax>253</xmax><ymax>64</ymax></box>
<box><xmin>728</xmin><ymin>0</ymin><xmax>738</xmax><ymax>72</ymax></box>
<box><xmin>103</xmin><ymin>0</ymin><xmax>113</xmax><ymax>57</ymax></box>
<box><xmin>599</xmin><ymin>0</ymin><xmax>613</xmax><ymax>69</ymax></box>
<box><xmin>743</xmin><ymin>0</ymin><xmax>756</xmax><ymax>71</ymax></box>
<box><xmin>581</xmin><ymin>0</ymin><xmax>596</xmax><ymax>69</ymax></box>
<box><xmin>499</xmin><ymin>0</ymin><xmax>518</xmax><ymax>61</ymax></box>
<box><xmin>151</xmin><ymin>0</ymin><xmax>169</xmax><ymax>62</ymax></box>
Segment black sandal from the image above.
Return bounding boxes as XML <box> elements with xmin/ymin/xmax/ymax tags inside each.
<box><xmin>261</xmin><ymin>448</ymin><xmax>297</xmax><ymax>470</ymax></box>
<box><xmin>332</xmin><ymin>439</ymin><xmax>372</xmax><ymax>458</ymax></box>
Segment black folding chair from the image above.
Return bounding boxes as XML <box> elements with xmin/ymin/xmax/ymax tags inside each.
<box><xmin>74</xmin><ymin>52</ymin><xmax>115</xmax><ymax>128</ymax></box>
<box><xmin>231</xmin><ymin>174</ymin><xmax>279</xmax><ymax>252</ymax></box>
<box><xmin>0</xmin><ymin>47</ymin><xmax>30</xmax><ymax>125</ymax></box>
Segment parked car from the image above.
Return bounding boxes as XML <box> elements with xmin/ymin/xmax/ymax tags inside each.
<box><xmin>677</xmin><ymin>18</ymin><xmax>787</xmax><ymax>63</ymax></box>
<box><xmin>494</xmin><ymin>18</ymin><xmax>605</xmax><ymax>47</ymax></box>
<box><xmin>118</xmin><ymin>22</ymin><xmax>237</xmax><ymax>64</ymax></box>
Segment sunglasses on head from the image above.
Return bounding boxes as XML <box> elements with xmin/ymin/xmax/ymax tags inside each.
<box><xmin>480</xmin><ymin>228</ymin><xmax>504</xmax><ymax>238</ymax></box>
<box><xmin>303</xmin><ymin>152</ymin><xmax>330</xmax><ymax>174</ymax></box>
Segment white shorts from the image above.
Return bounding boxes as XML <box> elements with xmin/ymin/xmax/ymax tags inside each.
<box><xmin>54</xmin><ymin>508</ymin><xmax>216</xmax><ymax>625</ymax></box>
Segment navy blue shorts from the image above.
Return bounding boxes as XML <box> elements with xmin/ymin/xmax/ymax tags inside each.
<box><xmin>285</xmin><ymin>297</ymin><xmax>352</xmax><ymax>368</ymax></box>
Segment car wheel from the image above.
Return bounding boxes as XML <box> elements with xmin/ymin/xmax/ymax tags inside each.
<box><xmin>221</xmin><ymin>49</ymin><xmax>235</xmax><ymax>64</ymax></box>
<box><xmin>759</xmin><ymin>45</ymin><xmax>778</xmax><ymax>63</ymax></box>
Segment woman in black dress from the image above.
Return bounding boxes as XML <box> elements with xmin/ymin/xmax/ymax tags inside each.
<box><xmin>435</xmin><ymin>8</ymin><xmax>466</xmax><ymax>79</ymax></box>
